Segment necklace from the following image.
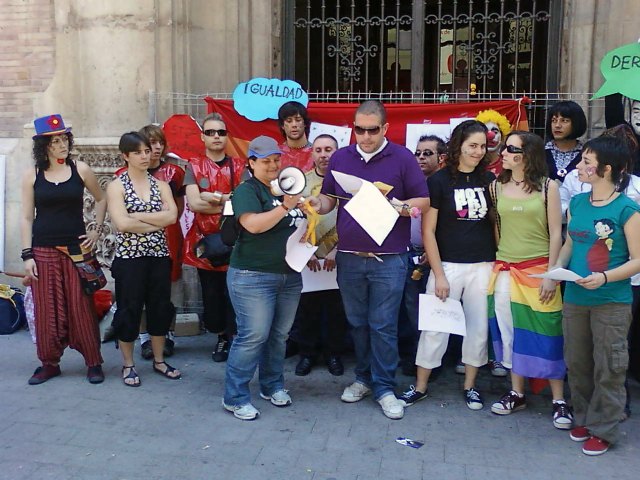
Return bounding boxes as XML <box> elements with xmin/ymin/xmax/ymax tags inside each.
<box><xmin>511</xmin><ymin>177</ymin><xmax>524</xmax><ymax>186</ymax></box>
<box><xmin>56</xmin><ymin>158</ymin><xmax>65</xmax><ymax>165</ymax></box>
<box><xmin>590</xmin><ymin>189</ymin><xmax>616</xmax><ymax>203</ymax></box>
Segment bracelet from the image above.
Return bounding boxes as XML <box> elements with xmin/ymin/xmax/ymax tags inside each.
<box><xmin>601</xmin><ymin>271</ymin><xmax>608</xmax><ymax>285</ymax></box>
<box><xmin>21</xmin><ymin>248</ymin><xmax>34</xmax><ymax>261</ymax></box>
<box><xmin>280</xmin><ymin>203</ymin><xmax>290</xmax><ymax>213</ymax></box>
<box><xmin>212</xmin><ymin>191</ymin><xmax>224</xmax><ymax>203</ymax></box>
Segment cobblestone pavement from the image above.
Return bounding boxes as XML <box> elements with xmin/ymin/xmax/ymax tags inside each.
<box><xmin>1</xmin><ymin>329</ymin><xmax>638</xmax><ymax>480</ymax></box>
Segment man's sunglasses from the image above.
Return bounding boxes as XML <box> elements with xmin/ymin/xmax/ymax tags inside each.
<box><xmin>354</xmin><ymin>125</ymin><xmax>382</xmax><ymax>135</ymax></box>
<box><xmin>500</xmin><ymin>144</ymin><xmax>524</xmax><ymax>154</ymax></box>
<box><xmin>415</xmin><ymin>149</ymin><xmax>436</xmax><ymax>158</ymax></box>
<box><xmin>203</xmin><ymin>129</ymin><xmax>228</xmax><ymax>137</ymax></box>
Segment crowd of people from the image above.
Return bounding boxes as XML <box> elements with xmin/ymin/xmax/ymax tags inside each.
<box><xmin>19</xmin><ymin>97</ymin><xmax>640</xmax><ymax>456</ymax></box>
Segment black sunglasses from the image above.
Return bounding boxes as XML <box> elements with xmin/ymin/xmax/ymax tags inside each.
<box><xmin>354</xmin><ymin>125</ymin><xmax>382</xmax><ymax>136</ymax></box>
<box><xmin>500</xmin><ymin>144</ymin><xmax>524</xmax><ymax>154</ymax></box>
<box><xmin>203</xmin><ymin>129</ymin><xmax>228</xmax><ymax>137</ymax></box>
<box><xmin>415</xmin><ymin>149</ymin><xmax>436</xmax><ymax>158</ymax></box>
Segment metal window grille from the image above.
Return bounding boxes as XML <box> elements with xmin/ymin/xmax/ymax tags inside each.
<box><xmin>285</xmin><ymin>0</ymin><xmax>558</xmax><ymax>95</ymax></box>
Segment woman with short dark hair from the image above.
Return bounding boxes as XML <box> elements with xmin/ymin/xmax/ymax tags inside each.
<box><xmin>107</xmin><ymin>131</ymin><xmax>180</xmax><ymax>387</ymax></box>
<box><xmin>554</xmin><ymin>136</ymin><xmax>640</xmax><ymax>455</ymax></box>
<box><xmin>545</xmin><ymin>100</ymin><xmax>587</xmax><ymax>181</ymax></box>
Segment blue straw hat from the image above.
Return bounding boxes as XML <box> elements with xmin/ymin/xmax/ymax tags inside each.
<box><xmin>33</xmin><ymin>114</ymin><xmax>72</xmax><ymax>139</ymax></box>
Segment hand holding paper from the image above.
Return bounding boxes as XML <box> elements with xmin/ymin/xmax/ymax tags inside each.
<box><xmin>529</xmin><ymin>268</ymin><xmax>582</xmax><ymax>282</ymax></box>
<box><xmin>331</xmin><ymin>171</ymin><xmax>399</xmax><ymax>246</ymax></box>
<box><xmin>286</xmin><ymin>219</ymin><xmax>318</xmax><ymax>272</ymax></box>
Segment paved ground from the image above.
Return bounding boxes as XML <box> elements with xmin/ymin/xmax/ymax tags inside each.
<box><xmin>1</xmin><ymin>329</ymin><xmax>639</xmax><ymax>480</ymax></box>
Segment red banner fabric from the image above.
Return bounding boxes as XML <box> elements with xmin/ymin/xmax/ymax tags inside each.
<box><xmin>204</xmin><ymin>97</ymin><xmax>529</xmax><ymax>159</ymax></box>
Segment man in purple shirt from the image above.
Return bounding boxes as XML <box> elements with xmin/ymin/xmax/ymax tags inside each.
<box><xmin>307</xmin><ymin>100</ymin><xmax>429</xmax><ymax>419</ymax></box>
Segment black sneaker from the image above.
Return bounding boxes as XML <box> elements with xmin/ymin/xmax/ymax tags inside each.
<box><xmin>163</xmin><ymin>338</ymin><xmax>175</xmax><ymax>357</ymax></box>
<box><xmin>398</xmin><ymin>385</ymin><xmax>428</xmax><ymax>406</ymax></box>
<box><xmin>140</xmin><ymin>341</ymin><xmax>153</xmax><ymax>360</ymax></box>
<box><xmin>212</xmin><ymin>336</ymin><xmax>230</xmax><ymax>363</ymax></box>
<box><xmin>464</xmin><ymin>388</ymin><xmax>484</xmax><ymax>410</ymax></box>
<box><xmin>552</xmin><ymin>401</ymin><xmax>574</xmax><ymax>430</ymax></box>
<box><xmin>491</xmin><ymin>390</ymin><xmax>527</xmax><ymax>415</ymax></box>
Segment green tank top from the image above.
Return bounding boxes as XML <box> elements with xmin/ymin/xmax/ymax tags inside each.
<box><xmin>496</xmin><ymin>191</ymin><xmax>549</xmax><ymax>262</ymax></box>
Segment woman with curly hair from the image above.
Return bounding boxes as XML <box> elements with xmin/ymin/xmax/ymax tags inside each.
<box><xmin>487</xmin><ymin>131</ymin><xmax>570</xmax><ymax>429</ymax></box>
<box><xmin>21</xmin><ymin>114</ymin><xmax>106</xmax><ymax>385</ymax></box>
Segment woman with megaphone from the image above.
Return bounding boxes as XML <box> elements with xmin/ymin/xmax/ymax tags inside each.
<box><xmin>222</xmin><ymin>135</ymin><xmax>305</xmax><ymax>421</ymax></box>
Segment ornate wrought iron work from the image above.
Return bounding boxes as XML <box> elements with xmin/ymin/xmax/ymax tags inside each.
<box><xmin>293</xmin><ymin>1</ymin><xmax>413</xmax><ymax>93</ymax></box>
<box><xmin>288</xmin><ymin>0</ymin><xmax>554</xmax><ymax>95</ymax></box>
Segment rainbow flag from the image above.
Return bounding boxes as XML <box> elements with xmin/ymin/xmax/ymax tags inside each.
<box><xmin>488</xmin><ymin>259</ymin><xmax>566</xmax><ymax>380</ymax></box>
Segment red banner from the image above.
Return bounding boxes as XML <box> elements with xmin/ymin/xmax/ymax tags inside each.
<box><xmin>163</xmin><ymin>98</ymin><xmax>529</xmax><ymax>161</ymax></box>
<box><xmin>205</xmin><ymin>97</ymin><xmax>528</xmax><ymax>159</ymax></box>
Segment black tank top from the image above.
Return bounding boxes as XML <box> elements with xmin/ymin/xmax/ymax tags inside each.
<box><xmin>32</xmin><ymin>162</ymin><xmax>86</xmax><ymax>247</ymax></box>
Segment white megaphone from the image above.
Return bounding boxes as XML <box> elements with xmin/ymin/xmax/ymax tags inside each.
<box><xmin>270</xmin><ymin>166</ymin><xmax>307</xmax><ymax>196</ymax></box>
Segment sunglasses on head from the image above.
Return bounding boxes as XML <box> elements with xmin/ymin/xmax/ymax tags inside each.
<box><xmin>203</xmin><ymin>129</ymin><xmax>228</xmax><ymax>137</ymax></box>
<box><xmin>500</xmin><ymin>144</ymin><xmax>524</xmax><ymax>154</ymax></box>
<box><xmin>415</xmin><ymin>149</ymin><xmax>435</xmax><ymax>158</ymax></box>
<box><xmin>353</xmin><ymin>125</ymin><xmax>382</xmax><ymax>136</ymax></box>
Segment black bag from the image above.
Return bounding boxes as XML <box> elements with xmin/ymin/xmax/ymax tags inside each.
<box><xmin>0</xmin><ymin>285</ymin><xmax>26</xmax><ymax>335</ymax></box>
<box><xmin>195</xmin><ymin>158</ymin><xmax>239</xmax><ymax>266</ymax></box>
<box><xmin>195</xmin><ymin>233</ymin><xmax>233</xmax><ymax>267</ymax></box>
<box><xmin>219</xmin><ymin>212</ymin><xmax>241</xmax><ymax>247</ymax></box>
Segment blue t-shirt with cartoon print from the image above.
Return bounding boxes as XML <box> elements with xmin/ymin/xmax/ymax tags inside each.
<box><xmin>565</xmin><ymin>192</ymin><xmax>640</xmax><ymax>306</ymax></box>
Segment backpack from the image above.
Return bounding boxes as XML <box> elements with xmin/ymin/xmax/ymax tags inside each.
<box><xmin>0</xmin><ymin>285</ymin><xmax>26</xmax><ymax>335</ymax></box>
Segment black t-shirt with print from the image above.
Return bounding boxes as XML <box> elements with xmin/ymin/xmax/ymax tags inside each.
<box><xmin>427</xmin><ymin>168</ymin><xmax>496</xmax><ymax>263</ymax></box>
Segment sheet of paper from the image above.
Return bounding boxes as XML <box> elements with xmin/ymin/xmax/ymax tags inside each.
<box><xmin>345</xmin><ymin>181</ymin><xmax>399</xmax><ymax>246</ymax></box>
<box><xmin>449</xmin><ymin>117</ymin><xmax>475</xmax><ymax>130</ymax></box>
<box><xmin>285</xmin><ymin>219</ymin><xmax>318</xmax><ymax>273</ymax></box>
<box><xmin>309</xmin><ymin>122</ymin><xmax>352</xmax><ymax>148</ymax></box>
<box><xmin>301</xmin><ymin>260</ymin><xmax>339</xmax><ymax>293</ymax></box>
<box><xmin>418</xmin><ymin>293</ymin><xmax>466</xmax><ymax>336</ymax></box>
<box><xmin>331</xmin><ymin>170</ymin><xmax>363</xmax><ymax>195</ymax></box>
<box><xmin>529</xmin><ymin>268</ymin><xmax>583</xmax><ymax>282</ymax></box>
<box><xmin>406</xmin><ymin>123</ymin><xmax>452</xmax><ymax>153</ymax></box>
<box><xmin>331</xmin><ymin>171</ymin><xmax>399</xmax><ymax>246</ymax></box>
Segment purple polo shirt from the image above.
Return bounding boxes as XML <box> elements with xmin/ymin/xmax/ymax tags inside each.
<box><xmin>321</xmin><ymin>141</ymin><xmax>429</xmax><ymax>253</ymax></box>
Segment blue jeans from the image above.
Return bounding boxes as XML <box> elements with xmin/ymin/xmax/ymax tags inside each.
<box><xmin>336</xmin><ymin>252</ymin><xmax>409</xmax><ymax>399</ymax></box>
<box><xmin>223</xmin><ymin>268</ymin><xmax>302</xmax><ymax>406</ymax></box>
<box><xmin>398</xmin><ymin>247</ymin><xmax>429</xmax><ymax>363</ymax></box>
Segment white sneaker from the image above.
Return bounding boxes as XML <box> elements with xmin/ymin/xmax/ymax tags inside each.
<box><xmin>340</xmin><ymin>381</ymin><xmax>372</xmax><ymax>403</ymax></box>
<box><xmin>260</xmin><ymin>389</ymin><xmax>292</xmax><ymax>407</ymax></box>
<box><xmin>222</xmin><ymin>400</ymin><xmax>260</xmax><ymax>420</ymax></box>
<box><xmin>378</xmin><ymin>394</ymin><xmax>404</xmax><ymax>419</ymax></box>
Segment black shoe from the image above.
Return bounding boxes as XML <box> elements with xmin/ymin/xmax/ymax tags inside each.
<box><xmin>295</xmin><ymin>356</ymin><xmax>315</xmax><ymax>376</ymax></box>
<box><xmin>212</xmin><ymin>335</ymin><xmax>230</xmax><ymax>363</ymax></box>
<box><xmin>140</xmin><ymin>341</ymin><xmax>153</xmax><ymax>360</ymax></box>
<box><xmin>398</xmin><ymin>385</ymin><xmax>428</xmax><ymax>406</ymax></box>
<box><xmin>87</xmin><ymin>365</ymin><xmax>105</xmax><ymax>384</ymax></box>
<box><xmin>285</xmin><ymin>339</ymin><xmax>299</xmax><ymax>359</ymax></box>
<box><xmin>163</xmin><ymin>338</ymin><xmax>175</xmax><ymax>357</ymax></box>
<box><xmin>326</xmin><ymin>356</ymin><xmax>344</xmax><ymax>376</ymax></box>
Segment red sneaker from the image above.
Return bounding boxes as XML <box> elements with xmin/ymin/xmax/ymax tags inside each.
<box><xmin>582</xmin><ymin>436</ymin><xmax>610</xmax><ymax>456</ymax></box>
<box><xmin>569</xmin><ymin>426</ymin><xmax>590</xmax><ymax>442</ymax></box>
<box><xmin>28</xmin><ymin>364</ymin><xmax>61</xmax><ymax>385</ymax></box>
